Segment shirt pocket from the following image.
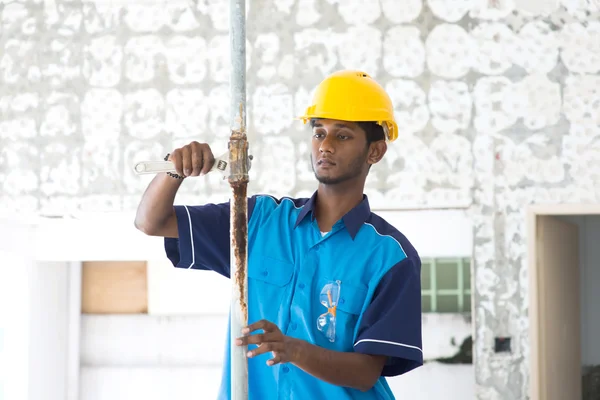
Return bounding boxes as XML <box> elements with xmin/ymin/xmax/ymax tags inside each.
<box><xmin>337</xmin><ymin>281</ymin><xmax>368</xmax><ymax>316</ymax></box>
<box><xmin>248</xmin><ymin>256</ymin><xmax>294</xmax><ymax>325</ymax></box>
<box><xmin>317</xmin><ymin>277</ymin><xmax>368</xmax><ymax>351</ymax></box>
<box><xmin>249</xmin><ymin>255</ymin><xmax>294</xmax><ymax>286</ymax></box>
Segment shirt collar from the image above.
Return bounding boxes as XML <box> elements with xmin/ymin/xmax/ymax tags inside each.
<box><xmin>294</xmin><ymin>190</ymin><xmax>371</xmax><ymax>240</ymax></box>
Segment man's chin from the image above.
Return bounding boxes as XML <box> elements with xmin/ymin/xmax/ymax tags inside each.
<box><xmin>315</xmin><ymin>173</ymin><xmax>344</xmax><ymax>185</ymax></box>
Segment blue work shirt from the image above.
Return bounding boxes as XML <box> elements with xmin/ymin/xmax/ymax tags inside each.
<box><xmin>165</xmin><ymin>191</ymin><xmax>423</xmax><ymax>400</ymax></box>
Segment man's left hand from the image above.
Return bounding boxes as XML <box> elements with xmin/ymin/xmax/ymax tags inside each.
<box><xmin>235</xmin><ymin>319</ymin><xmax>301</xmax><ymax>366</ymax></box>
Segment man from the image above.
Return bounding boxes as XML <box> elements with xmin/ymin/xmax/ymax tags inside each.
<box><xmin>135</xmin><ymin>70</ymin><xmax>423</xmax><ymax>399</ymax></box>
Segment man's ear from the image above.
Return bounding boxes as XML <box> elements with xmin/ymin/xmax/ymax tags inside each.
<box><xmin>367</xmin><ymin>140</ymin><xmax>387</xmax><ymax>166</ymax></box>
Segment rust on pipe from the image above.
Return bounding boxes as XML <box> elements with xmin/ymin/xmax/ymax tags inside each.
<box><xmin>231</xmin><ymin>181</ymin><xmax>248</xmax><ymax>319</ymax></box>
<box><xmin>228</xmin><ymin>107</ymin><xmax>249</xmax><ymax>322</ymax></box>
<box><xmin>229</xmin><ymin>100</ymin><xmax>250</xmax><ymax>399</ymax></box>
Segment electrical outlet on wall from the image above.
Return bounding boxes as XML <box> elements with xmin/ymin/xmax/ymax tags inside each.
<box><xmin>494</xmin><ymin>337</ymin><xmax>512</xmax><ymax>353</ymax></box>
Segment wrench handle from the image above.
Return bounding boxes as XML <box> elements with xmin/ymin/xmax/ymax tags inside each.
<box><xmin>133</xmin><ymin>153</ymin><xmax>229</xmax><ymax>175</ymax></box>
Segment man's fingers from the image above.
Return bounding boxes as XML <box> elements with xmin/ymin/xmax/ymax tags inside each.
<box><xmin>170</xmin><ymin>149</ymin><xmax>184</xmax><ymax>177</ymax></box>
<box><xmin>200</xmin><ymin>146</ymin><xmax>215</xmax><ymax>175</ymax></box>
<box><xmin>237</xmin><ymin>331</ymin><xmax>281</xmax><ymax>346</ymax></box>
<box><xmin>267</xmin><ymin>352</ymin><xmax>282</xmax><ymax>366</ymax></box>
<box><xmin>190</xmin><ymin>143</ymin><xmax>203</xmax><ymax>176</ymax></box>
<box><xmin>246</xmin><ymin>342</ymin><xmax>283</xmax><ymax>359</ymax></box>
<box><xmin>243</xmin><ymin>319</ymin><xmax>277</xmax><ymax>335</ymax></box>
<box><xmin>233</xmin><ymin>320</ymin><xmax>288</xmax><ymax>366</ymax></box>
<box><xmin>169</xmin><ymin>141</ymin><xmax>215</xmax><ymax>178</ymax></box>
<box><xmin>181</xmin><ymin>146</ymin><xmax>192</xmax><ymax>177</ymax></box>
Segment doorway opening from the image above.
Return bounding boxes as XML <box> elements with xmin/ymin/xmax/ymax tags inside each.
<box><xmin>528</xmin><ymin>205</ymin><xmax>600</xmax><ymax>400</ymax></box>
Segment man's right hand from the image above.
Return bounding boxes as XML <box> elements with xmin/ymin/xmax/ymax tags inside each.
<box><xmin>168</xmin><ymin>141</ymin><xmax>216</xmax><ymax>178</ymax></box>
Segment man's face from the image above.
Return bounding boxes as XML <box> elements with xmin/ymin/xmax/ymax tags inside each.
<box><xmin>310</xmin><ymin>119</ymin><xmax>371</xmax><ymax>186</ymax></box>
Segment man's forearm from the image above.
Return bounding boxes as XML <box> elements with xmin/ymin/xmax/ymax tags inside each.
<box><xmin>134</xmin><ymin>173</ymin><xmax>183</xmax><ymax>236</ymax></box>
<box><xmin>289</xmin><ymin>338</ymin><xmax>386</xmax><ymax>392</ymax></box>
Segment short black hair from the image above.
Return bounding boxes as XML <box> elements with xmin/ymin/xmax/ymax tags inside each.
<box><xmin>309</xmin><ymin>119</ymin><xmax>385</xmax><ymax>146</ymax></box>
<box><xmin>357</xmin><ymin>122</ymin><xmax>385</xmax><ymax>146</ymax></box>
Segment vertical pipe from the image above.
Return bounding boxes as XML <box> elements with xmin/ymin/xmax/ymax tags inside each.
<box><xmin>230</xmin><ymin>0</ymin><xmax>246</xmax><ymax>133</ymax></box>
<box><xmin>229</xmin><ymin>0</ymin><xmax>249</xmax><ymax>399</ymax></box>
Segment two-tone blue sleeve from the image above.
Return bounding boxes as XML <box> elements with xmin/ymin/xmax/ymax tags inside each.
<box><xmin>164</xmin><ymin>196</ymin><xmax>258</xmax><ymax>278</ymax></box>
<box><xmin>353</xmin><ymin>257</ymin><xmax>423</xmax><ymax>376</ymax></box>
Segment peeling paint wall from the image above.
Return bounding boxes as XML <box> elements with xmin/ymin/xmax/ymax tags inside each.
<box><xmin>1</xmin><ymin>1</ymin><xmax>600</xmax><ymax>399</ymax></box>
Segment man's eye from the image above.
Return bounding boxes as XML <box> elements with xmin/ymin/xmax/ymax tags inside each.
<box><xmin>338</xmin><ymin>135</ymin><xmax>349</xmax><ymax>140</ymax></box>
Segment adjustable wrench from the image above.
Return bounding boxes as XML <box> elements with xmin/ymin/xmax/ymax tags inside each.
<box><xmin>133</xmin><ymin>151</ymin><xmax>253</xmax><ymax>179</ymax></box>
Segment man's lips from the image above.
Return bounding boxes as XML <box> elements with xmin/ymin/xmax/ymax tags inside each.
<box><xmin>318</xmin><ymin>159</ymin><xmax>336</xmax><ymax>166</ymax></box>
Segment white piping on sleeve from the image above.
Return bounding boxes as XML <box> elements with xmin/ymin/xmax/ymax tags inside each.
<box><xmin>183</xmin><ymin>205</ymin><xmax>195</xmax><ymax>269</ymax></box>
<box><xmin>354</xmin><ymin>338</ymin><xmax>423</xmax><ymax>354</ymax></box>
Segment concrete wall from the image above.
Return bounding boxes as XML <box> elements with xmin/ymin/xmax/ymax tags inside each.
<box><xmin>1</xmin><ymin>1</ymin><xmax>600</xmax><ymax>399</ymax></box>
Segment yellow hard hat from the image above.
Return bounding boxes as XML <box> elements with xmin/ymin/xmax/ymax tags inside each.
<box><xmin>298</xmin><ymin>70</ymin><xmax>398</xmax><ymax>142</ymax></box>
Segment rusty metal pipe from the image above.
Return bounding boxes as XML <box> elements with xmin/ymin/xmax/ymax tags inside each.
<box><xmin>229</xmin><ymin>0</ymin><xmax>249</xmax><ymax>399</ymax></box>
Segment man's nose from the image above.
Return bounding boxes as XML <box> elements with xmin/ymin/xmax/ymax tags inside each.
<box><xmin>319</xmin><ymin>134</ymin><xmax>335</xmax><ymax>153</ymax></box>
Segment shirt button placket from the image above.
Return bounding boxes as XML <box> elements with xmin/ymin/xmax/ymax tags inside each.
<box><xmin>279</xmin><ymin>365</ymin><xmax>291</xmax><ymax>399</ymax></box>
